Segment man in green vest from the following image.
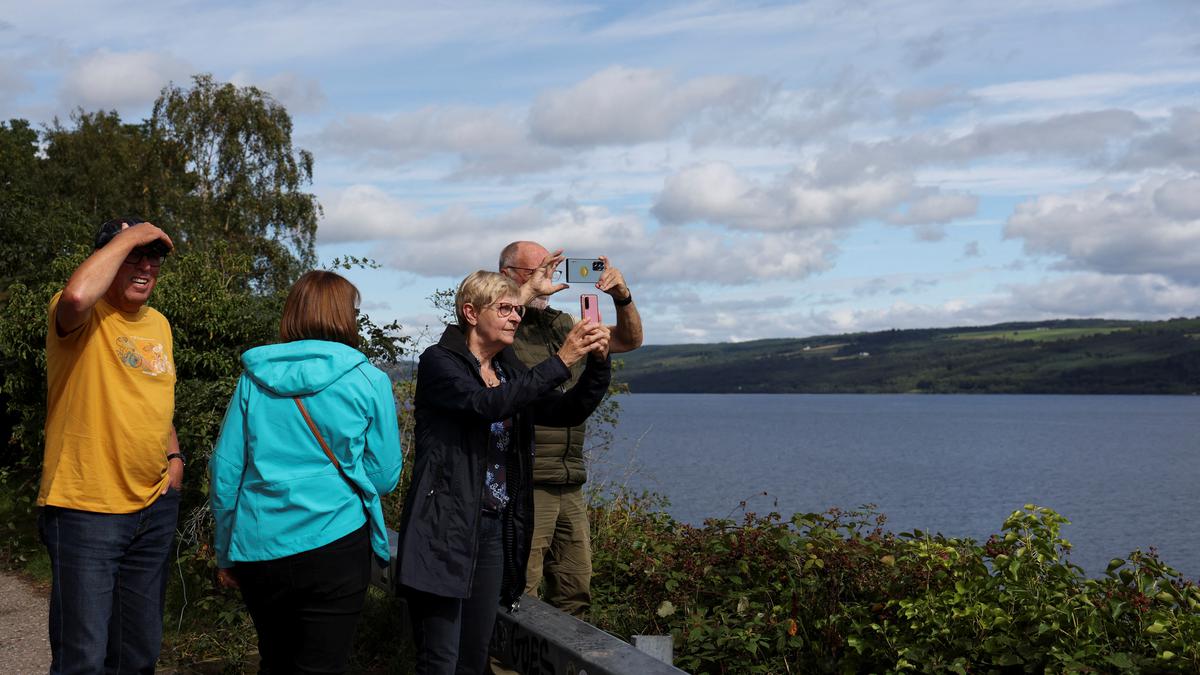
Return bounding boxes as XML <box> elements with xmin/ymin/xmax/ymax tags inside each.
<box><xmin>500</xmin><ymin>241</ymin><xmax>644</xmax><ymax>618</ymax></box>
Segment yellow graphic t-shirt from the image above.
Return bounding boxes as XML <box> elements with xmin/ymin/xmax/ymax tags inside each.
<box><xmin>38</xmin><ymin>292</ymin><xmax>176</xmax><ymax>513</ymax></box>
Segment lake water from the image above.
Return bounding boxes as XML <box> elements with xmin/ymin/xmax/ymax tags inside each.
<box><xmin>591</xmin><ymin>394</ymin><xmax>1200</xmax><ymax>579</ymax></box>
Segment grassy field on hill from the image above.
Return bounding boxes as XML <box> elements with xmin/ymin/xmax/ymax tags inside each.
<box><xmin>617</xmin><ymin>317</ymin><xmax>1200</xmax><ymax>394</ymax></box>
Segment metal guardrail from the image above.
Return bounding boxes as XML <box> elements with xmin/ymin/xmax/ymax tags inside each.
<box><xmin>372</xmin><ymin>528</ymin><xmax>687</xmax><ymax>675</ymax></box>
<box><xmin>491</xmin><ymin>595</ymin><xmax>684</xmax><ymax>675</ymax></box>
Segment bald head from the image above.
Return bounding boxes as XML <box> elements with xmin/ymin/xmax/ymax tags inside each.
<box><xmin>498</xmin><ymin>241</ymin><xmax>550</xmax><ymax>275</ymax></box>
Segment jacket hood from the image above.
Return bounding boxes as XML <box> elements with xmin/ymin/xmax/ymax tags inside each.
<box><xmin>242</xmin><ymin>340</ymin><xmax>368</xmax><ymax>396</ymax></box>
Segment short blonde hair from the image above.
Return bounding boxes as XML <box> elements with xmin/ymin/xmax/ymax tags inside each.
<box><xmin>279</xmin><ymin>270</ymin><xmax>361</xmax><ymax>347</ymax></box>
<box><xmin>455</xmin><ymin>271</ymin><xmax>518</xmax><ymax>327</ymax></box>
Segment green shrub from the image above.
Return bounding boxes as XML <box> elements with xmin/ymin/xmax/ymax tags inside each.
<box><xmin>590</xmin><ymin>497</ymin><xmax>1200</xmax><ymax>674</ymax></box>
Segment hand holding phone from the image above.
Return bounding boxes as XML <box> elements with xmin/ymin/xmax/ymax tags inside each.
<box><xmin>557</xmin><ymin>314</ymin><xmax>608</xmax><ymax>366</ymax></box>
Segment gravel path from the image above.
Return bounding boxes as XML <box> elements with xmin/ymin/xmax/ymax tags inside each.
<box><xmin>0</xmin><ymin>571</ymin><xmax>50</xmax><ymax>674</ymax></box>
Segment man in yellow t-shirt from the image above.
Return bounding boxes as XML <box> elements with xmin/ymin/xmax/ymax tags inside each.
<box><xmin>37</xmin><ymin>216</ymin><xmax>183</xmax><ymax>675</ymax></box>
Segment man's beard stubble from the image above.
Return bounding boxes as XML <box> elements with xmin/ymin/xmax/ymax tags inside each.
<box><xmin>528</xmin><ymin>295</ymin><xmax>550</xmax><ymax>310</ymax></box>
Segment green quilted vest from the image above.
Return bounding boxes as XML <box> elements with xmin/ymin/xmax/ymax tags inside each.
<box><xmin>510</xmin><ymin>306</ymin><xmax>588</xmax><ymax>485</ymax></box>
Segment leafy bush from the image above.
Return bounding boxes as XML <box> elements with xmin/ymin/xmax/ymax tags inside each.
<box><xmin>590</xmin><ymin>497</ymin><xmax>1200</xmax><ymax>674</ymax></box>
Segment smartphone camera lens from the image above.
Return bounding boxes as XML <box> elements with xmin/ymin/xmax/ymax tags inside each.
<box><xmin>592</xmin><ymin>261</ymin><xmax>604</xmax><ymax>271</ymax></box>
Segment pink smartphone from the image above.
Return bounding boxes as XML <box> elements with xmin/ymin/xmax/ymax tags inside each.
<box><xmin>580</xmin><ymin>294</ymin><xmax>602</xmax><ymax>324</ymax></box>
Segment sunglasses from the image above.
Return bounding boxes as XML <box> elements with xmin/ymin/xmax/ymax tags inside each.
<box><xmin>123</xmin><ymin>248</ymin><xmax>167</xmax><ymax>268</ymax></box>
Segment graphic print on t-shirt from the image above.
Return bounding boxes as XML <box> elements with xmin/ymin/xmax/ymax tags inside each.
<box><xmin>115</xmin><ymin>335</ymin><xmax>174</xmax><ymax>376</ymax></box>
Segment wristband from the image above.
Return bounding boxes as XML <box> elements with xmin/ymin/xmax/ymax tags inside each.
<box><xmin>167</xmin><ymin>452</ymin><xmax>186</xmax><ymax>465</ymax></box>
<box><xmin>613</xmin><ymin>292</ymin><xmax>633</xmax><ymax>307</ymax></box>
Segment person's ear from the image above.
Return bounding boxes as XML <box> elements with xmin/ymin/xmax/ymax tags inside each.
<box><xmin>462</xmin><ymin>303</ymin><xmax>480</xmax><ymax>327</ymax></box>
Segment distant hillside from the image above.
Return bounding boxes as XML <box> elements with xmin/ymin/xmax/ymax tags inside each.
<box><xmin>615</xmin><ymin>317</ymin><xmax>1200</xmax><ymax>394</ymax></box>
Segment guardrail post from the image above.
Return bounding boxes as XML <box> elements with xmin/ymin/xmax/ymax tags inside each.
<box><xmin>633</xmin><ymin>635</ymin><xmax>674</xmax><ymax>664</ymax></box>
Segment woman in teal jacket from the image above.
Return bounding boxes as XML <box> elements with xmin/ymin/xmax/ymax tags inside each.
<box><xmin>210</xmin><ymin>270</ymin><xmax>402</xmax><ymax>675</ymax></box>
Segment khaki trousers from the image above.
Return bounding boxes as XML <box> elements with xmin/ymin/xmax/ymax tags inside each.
<box><xmin>524</xmin><ymin>484</ymin><xmax>592</xmax><ymax>618</ymax></box>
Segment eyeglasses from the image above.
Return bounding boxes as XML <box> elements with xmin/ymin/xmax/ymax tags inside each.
<box><xmin>485</xmin><ymin>302</ymin><xmax>526</xmax><ymax>319</ymax></box>
<box><xmin>505</xmin><ymin>265</ymin><xmax>562</xmax><ymax>281</ymax></box>
<box><xmin>123</xmin><ymin>249</ymin><xmax>166</xmax><ymax>268</ymax></box>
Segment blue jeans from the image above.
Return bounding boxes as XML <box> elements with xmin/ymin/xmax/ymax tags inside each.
<box><xmin>39</xmin><ymin>489</ymin><xmax>180</xmax><ymax>675</ymax></box>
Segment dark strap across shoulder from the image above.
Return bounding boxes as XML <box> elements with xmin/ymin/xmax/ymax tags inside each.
<box><xmin>293</xmin><ymin>397</ymin><xmax>365</xmax><ymax>499</ymax></box>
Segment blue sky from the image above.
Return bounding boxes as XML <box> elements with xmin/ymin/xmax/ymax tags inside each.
<box><xmin>2</xmin><ymin>0</ymin><xmax>1198</xmax><ymax>343</ymax></box>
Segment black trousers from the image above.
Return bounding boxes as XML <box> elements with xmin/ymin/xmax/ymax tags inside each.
<box><xmin>234</xmin><ymin>524</ymin><xmax>372</xmax><ymax>675</ymax></box>
<box><xmin>405</xmin><ymin>511</ymin><xmax>504</xmax><ymax>675</ymax></box>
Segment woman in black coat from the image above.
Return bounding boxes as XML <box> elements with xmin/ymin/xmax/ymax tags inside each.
<box><xmin>396</xmin><ymin>268</ymin><xmax>611</xmax><ymax>675</ymax></box>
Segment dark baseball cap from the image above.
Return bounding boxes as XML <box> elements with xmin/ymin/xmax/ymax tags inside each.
<box><xmin>93</xmin><ymin>216</ymin><xmax>171</xmax><ymax>257</ymax></box>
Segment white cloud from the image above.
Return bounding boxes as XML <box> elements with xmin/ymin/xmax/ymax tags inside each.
<box><xmin>888</xmin><ymin>192</ymin><xmax>979</xmax><ymax>225</ymax></box>
<box><xmin>1153</xmin><ymin>175</ymin><xmax>1200</xmax><ymax>220</ymax></box>
<box><xmin>320</xmin><ymin>185</ymin><xmax>434</xmax><ymax>243</ymax></box>
<box><xmin>854</xmin><ymin>278</ymin><xmax>890</xmax><ymax>297</ymax></box>
<box><xmin>893</xmin><ymin>86</ymin><xmax>974</xmax><ymax>120</ymax></box>
<box><xmin>6</xmin><ymin>2</ymin><xmax>596</xmax><ymax>72</ymax></box>
<box><xmin>903</xmin><ymin>29</ymin><xmax>948</xmax><ymax>70</ymax></box>
<box><xmin>59</xmin><ymin>49</ymin><xmax>191</xmax><ymax>111</ymax></box>
<box><xmin>705</xmin><ymin>71</ymin><xmax>878</xmax><ymax>147</ymax></box>
<box><xmin>652</xmin><ymin>161</ymin><xmax>767</xmax><ymax>228</ymax></box>
<box><xmin>1121</xmin><ymin>107</ymin><xmax>1200</xmax><ymax>172</ymax></box>
<box><xmin>812</xmin><ymin>110</ymin><xmax>1145</xmax><ymax>186</ymax></box>
<box><xmin>359</xmin><ymin>201</ymin><xmax>648</xmax><ymax>277</ymax></box>
<box><xmin>340</xmin><ymin>193</ymin><xmax>838</xmax><ymax>284</ymax></box>
<box><xmin>654</xmin><ymin>161</ymin><xmax>915</xmax><ymax>231</ymax></box>
<box><xmin>229</xmin><ymin>70</ymin><xmax>326</xmax><ymax>114</ymax></box>
<box><xmin>942</xmin><ymin>109</ymin><xmax>1145</xmax><ymax>160</ymax></box>
<box><xmin>1005</xmin><ymin>174</ymin><xmax>1200</xmax><ymax>285</ymax></box>
<box><xmin>653</xmin><ymin>161</ymin><xmax>976</xmax><ymax>233</ymax></box>
<box><xmin>317</xmin><ymin>105</ymin><xmax>563</xmax><ymax>176</ymax></box>
<box><xmin>649</xmin><ymin>271</ymin><xmax>1200</xmax><ymax>343</ymax></box>
<box><xmin>1003</xmin><ymin>273</ymin><xmax>1200</xmax><ymax>317</ymax></box>
<box><xmin>0</xmin><ymin>59</ymin><xmax>33</xmax><ymax>100</ymax></box>
<box><xmin>640</xmin><ymin>229</ymin><xmax>839</xmax><ymax>284</ymax></box>
<box><xmin>529</xmin><ymin>66</ymin><xmax>764</xmax><ymax>146</ymax></box>
<box><xmin>974</xmin><ymin>70</ymin><xmax>1200</xmax><ymax>104</ymax></box>
<box><xmin>824</xmin><ymin>271</ymin><xmax>1200</xmax><ymax>334</ymax></box>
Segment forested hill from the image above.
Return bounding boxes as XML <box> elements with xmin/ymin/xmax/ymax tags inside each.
<box><xmin>616</xmin><ymin>318</ymin><xmax>1200</xmax><ymax>394</ymax></box>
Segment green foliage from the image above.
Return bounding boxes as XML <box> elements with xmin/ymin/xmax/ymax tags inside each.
<box><xmin>0</xmin><ymin>468</ymin><xmax>48</xmax><ymax>577</ymax></box>
<box><xmin>951</xmin><ymin>326</ymin><xmax>1131</xmax><ymax>342</ymax></box>
<box><xmin>0</xmin><ymin>120</ymin><xmax>90</xmax><ymax>293</ymax></box>
<box><xmin>427</xmin><ymin>287</ymin><xmax>457</xmax><ymax>326</ymax></box>
<box><xmin>0</xmin><ymin>251</ymin><xmax>91</xmax><ymax>465</ymax></box>
<box><xmin>152</xmin><ymin>74</ymin><xmax>320</xmax><ymax>292</ymax></box>
<box><xmin>350</xmin><ymin>588</ymin><xmax>418</xmax><ymax>673</ymax></box>
<box><xmin>590</xmin><ymin>499</ymin><xmax>1200</xmax><ymax>674</ymax></box>
<box><xmin>40</xmin><ymin>110</ymin><xmax>168</xmax><ymax>224</ymax></box>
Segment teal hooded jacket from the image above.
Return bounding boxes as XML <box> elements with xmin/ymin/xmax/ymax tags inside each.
<box><xmin>210</xmin><ymin>340</ymin><xmax>402</xmax><ymax>567</ymax></box>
